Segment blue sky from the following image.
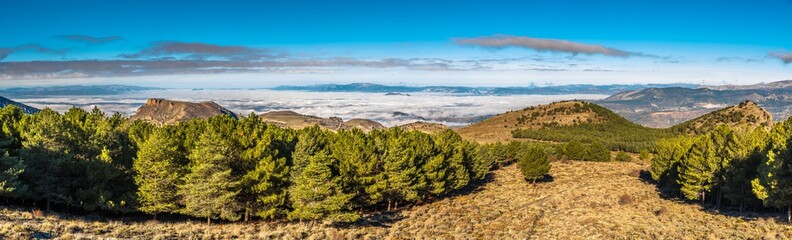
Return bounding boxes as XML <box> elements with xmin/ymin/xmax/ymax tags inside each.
<box><xmin>0</xmin><ymin>0</ymin><xmax>790</xmax><ymax>88</ymax></box>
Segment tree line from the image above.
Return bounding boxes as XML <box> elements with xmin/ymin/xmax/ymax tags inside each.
<box><xmin>0</xmin><ymin>105</ymin><xmax>554</xmax><ymax>223</ymax></box>
<box><xmin>650</xmin><ymin>120</ymin><xmax>792</xmax><ymax>221</ymax></box>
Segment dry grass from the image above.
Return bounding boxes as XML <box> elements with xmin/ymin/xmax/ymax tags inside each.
<box><xmin>2</xmin><ymin>161</ymin><xmax>790</xmax><ymax>239</ymax></box>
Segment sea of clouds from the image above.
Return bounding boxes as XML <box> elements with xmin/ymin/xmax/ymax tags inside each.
<box><xmin>16</xmin><ymin>89</ymin><xmax>608</xmax><ymax>127</ymax></box>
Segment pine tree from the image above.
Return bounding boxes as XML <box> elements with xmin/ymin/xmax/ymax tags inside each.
<box><xmin>517</xmin><ymin>146</ymin><xmax>551</xmax><ymax>182</ymax></box>
<box><xmin>563</xmin><ymin>140</ymin><xmax>585</xmax><ymax>160</ymax></box>
<box><xmin>292</xmin><ymin>126</ymin><xmax>329</xmax><ymax>178</ymax></box>
<box><xmin>650</xmin><ymin>136</ymin><xmax>694</xmax><ymax>187</ymax></box>
<box><xmin>134</xmin><ymin>127</ymin><xmax>187</xmax><ymax>219</ymax></box>
<box><xmin>329</xmin><ymin>129</ymin><xmax>380</xmax><ymax>208</ymax></box>
<box><xmin>179</xmin><ymin>128</ymin><xmax>241</xmax><ymax>223</ymax></box>
<box><xmin>587</xmin><ymin>141</ymin><xmax>611</xmax><ymax>162</ymax></box>
<box><xmin>19</xmin><ymin>108</ymin><xmax>76</xmax><ymax>211</ymax></box>
<box><xmin>677</xmin><ymin>136</ymin><xmax>717</xmax><ymax>202</ymax></box>
<box><xmin>383</xmin><ymin>130</ymin><xmax>428</xmax><ymax>210</ymax></box>
<box><xmin>752</xmin><ymin>119</ymin><xmax>792</xmax><ymax>222</ymax></box>
<box><xmin>471</xmin><ymin>144</ymin><xmax>494</xmax><ymax>180</ymax></box>
<box><xmin>0</xmin><ymin>139</ymin><xmax>25</xmax><ymax>197</ymax></box>
<box><xmin>0</xmin><ymin>106</ymin><xmax>26</xmax><ymax>198</ymax></box>
<box><xmin>288</xmin><ymin>152</ymin><xmax>358</xmax><ymax>222</ymax></box>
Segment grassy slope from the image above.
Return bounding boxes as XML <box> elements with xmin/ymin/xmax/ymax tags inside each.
<box><xmin>457</xmin><ymin>100</ymin><xmax>602</xmax><ymax>143</ymax></box>
<box><xmin>2</xmin><ymin>161</ymin><xmax>788</xmax><ymax>239</ymax></box>
<box><xmin>474</xmin><ymin>100</ymin><xmax>772</xmax><ymax>152</ymax></box>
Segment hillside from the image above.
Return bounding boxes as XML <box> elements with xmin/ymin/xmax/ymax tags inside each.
<box><xmin>456</xmin><ymin>101</ymin><xmax>612</xmax><ymax>143</ymax></box>
<box><xmin>598</xmin><ymin>83</ymin><xmax>792</xmax><ymax>127</ymax></box>
<box><xmin>671</xmin><ymin>100</ymin><xmax>773</xmax><ymax>135</ymax></box>
<box><xmin>259</xmin><ymin>110</ymin><xmax>385</xmax><ymax>132</ymax></box>
<box><xmin>129</xmin><ymin>98</ymin><xmax>237</xmax><ymax>125</ymax></box>
<box><xmin>462</xmin><ymin>100</ymin><xmax>771</xmax><ymax>152</ymax></box>
<box><xmin>0</xmin><ymin>96</ymin><xmax>39</xmax><ymax>114</ymax></box>
<box><xmin>2</xmin><ymin>161</ymin><xmax>787</xmax><ymax>239</ymax></box>
<box><xmin>397</xmin><ymin>121</ymin><xmax>450</xmax><ymax>134</ymax></box>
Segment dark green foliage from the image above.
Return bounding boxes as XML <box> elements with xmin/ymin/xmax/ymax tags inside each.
<box><xmin>179</xmin><ymin>127</ymin><xmax>241</xmax><ymax>223</ymax></box>
<box><xmin>562</xmin><ymin>140</ymin><xmax>586</xmax><ymax>160</ymax></box>
<box><xmin>4</xmin><ymin>107</ymin><xmax>500</xmax><ymax>222</ymax></box>
<box><xmin>19</xmin><ymin>108</ymin><xmax>78</xmax><ymax>210</ymax></box>
<box><xmin>288</xmin><ymin>152</ymin><xmax>358</xmax><ymax>222</ymax></box>
<box><xmin>517</xmin><ymin>147</ymin><xmax>551</xmax><ymax>182</ymax></box>
<box><xmin>587</xmin><ymin>141</ymin><xmax>611</xmax><ymax>162</ymax></box>
<box><xmin>615</xmin><ymin>151</ymin><xmax>632</xmax><ymax>162</ymax></box>
<box><xmin>649</xmin><ymin>120</ymin><xmax>792</xmax><ymax>219</ymax></box>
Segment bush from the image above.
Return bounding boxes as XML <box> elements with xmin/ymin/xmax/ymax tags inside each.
<box><xmin>639</xmin><ymin>149</ymin><xmax>651</xmax><ymax>161</ymax></box>
<box><xmin>517</xmin><ymin>146</ymin><xmax>551</xmax><ymax>182</ymax></box>
<box><xmin>615</xmin><ymin>151</ymin><xmax>632</xmax><ymax>162</ymax></box>
<box><xmin>587</xmin><ymin>142</ymin><xmax>612</xmax><ymax>162</ymax></box>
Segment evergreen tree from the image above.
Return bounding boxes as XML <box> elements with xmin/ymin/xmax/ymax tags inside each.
<box><xmin>19</xmin><ymin>108</ymin><xmax>76</xmax><ymax>211</ymax></box>
<box><xmin>471</xmin><ymin>144</ymin><xmax>494</xmax><ymax>180</ymax></box>
<box><xmin>677</xmin><ymin>136</ymin><xmax>717</xmax><ymax>202</ymax></box>
<box><xmin>179</xmin><ymin>128</ymin><xmax>241</xmax><ymax>223</ymax></box>
<box><xmin>586</xmin><ymin>141</ymin><xmax>611</xmax><ymax>162</ymax></box>
<box><xmin>292</xmin><ymin>126</ymin><xmax>329</xmax><ymax>178</ymax></box>
<box><xmin>563</xmin><ymin>140</ymin><xmax>585</xmax><ymax>160</ymax></box>
<box><xmin>752</xmin><ymin>119</ymin><xmax>792</xmax><ymax>222</ymax></box>
<box><xmin>288</xmin><ymin>152</ymin><xmax>358</xmax><ymax>222</ymax></box>
<box><xmin>134</xmin><ymin>127</ymin><xmax>187</xmax><ymax>219</ymax></box>
<box><xmin>0</xmin><ymin>135</ymin><xmax>25</xmax><ymax>197</ymax></box>
<box><xmin>650</xmin><ymin>136</ymin><xmax>694</xmax><ymax>187</ymax></box>
<box><xmin>383</xmin><ymin>130</ymin><xmax>428</xmax><ymax>210</ymax></box>
<box><xmin>329</xmin><ymin>129</ymin><xmax>380</xmax><ymax>208</ymax></box>
<box><xmin>517</xmin><ymin>146</ymin><xmax>551</xmax><ymax>182</ymax></box>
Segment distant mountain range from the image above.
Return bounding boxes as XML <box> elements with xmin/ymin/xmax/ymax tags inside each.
<box><xmin>0</xmin><ymin>96</ymin><xmax>39</xmax><ymax>114</ymax></box>
<box><xmin>272</xmin><ymin>82</ymin><xmax>698</xmax><ymax>95</ymax></box>
<box><xmin>0</xmin><ymin>85</ymin><xmax>163</xmax><ymax>97</ymax></box>
<box><xmin>598</xmin><ymin>80</ymin><xmax>792</xmax><ymax>127</ymax></box>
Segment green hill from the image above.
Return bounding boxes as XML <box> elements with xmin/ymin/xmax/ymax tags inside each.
<box><xmin>509</xmin><ymin>100</ymin><xmax>772</xmax><ymax>152</ymax></box>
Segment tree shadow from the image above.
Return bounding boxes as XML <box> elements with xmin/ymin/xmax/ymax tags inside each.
<box><xmin>337</xmin><ymin>211</ymin><xmax>405</xmax><ymax>228</ymax></box>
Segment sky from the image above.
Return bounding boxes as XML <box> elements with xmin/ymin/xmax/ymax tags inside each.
<box><xmin>0</xmin><ymin>0</ymin><xmax>790</xmax><ymax>88</ymax></box>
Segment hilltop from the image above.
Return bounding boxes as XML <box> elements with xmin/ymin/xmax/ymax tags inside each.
<box><xmin>456</xmin><ymin>100</ymin><xmax>609</xmax><ymax>143</ymax></box>
<box><xmin>461</xmin><ymin>100</ymin><xmax>771</xmax><ymax>151</ymax></box>
<box><xmin>0</xmin><ymin>96</ymin><xmax>39</xmax><ymax>114</ymax></box>
<box><xmin>129</xmin><ymin>98</ymin><xmax>237</xmax><ymax>125</ymax></box>
<box><xmin>259</xmin><ymin>110</ymin><xmax>385</xmax><ymax>132</ymax></box>
<box><xmin>397</xmin><ymin>121</ymin><xmax>450</xmax><ymax>134</ymax></box>
<box><xmin>671</xmin><ymin>100</ymin><xmax>773</xmax><ymax>135</ymax></box>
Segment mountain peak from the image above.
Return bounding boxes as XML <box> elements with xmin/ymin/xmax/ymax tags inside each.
<box><xmin>130</xmin><ymin>98</ymin><xmax>236</xmax><ymax>125</ymax></box>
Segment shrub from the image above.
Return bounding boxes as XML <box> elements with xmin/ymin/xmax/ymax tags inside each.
<box><xmin>615</xmin><ymin>151</ymin><xmax>632</xmax><ymax>162</ymax></box>
<box><xmin>517</xmin><ymin>146</ymin><xmax>551</xmax><ymax>182</ymax></box>
<box><xmin>639</xmin><ymin>150</ymin><xmax>651</xmax><ymax>161</ymax></box>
